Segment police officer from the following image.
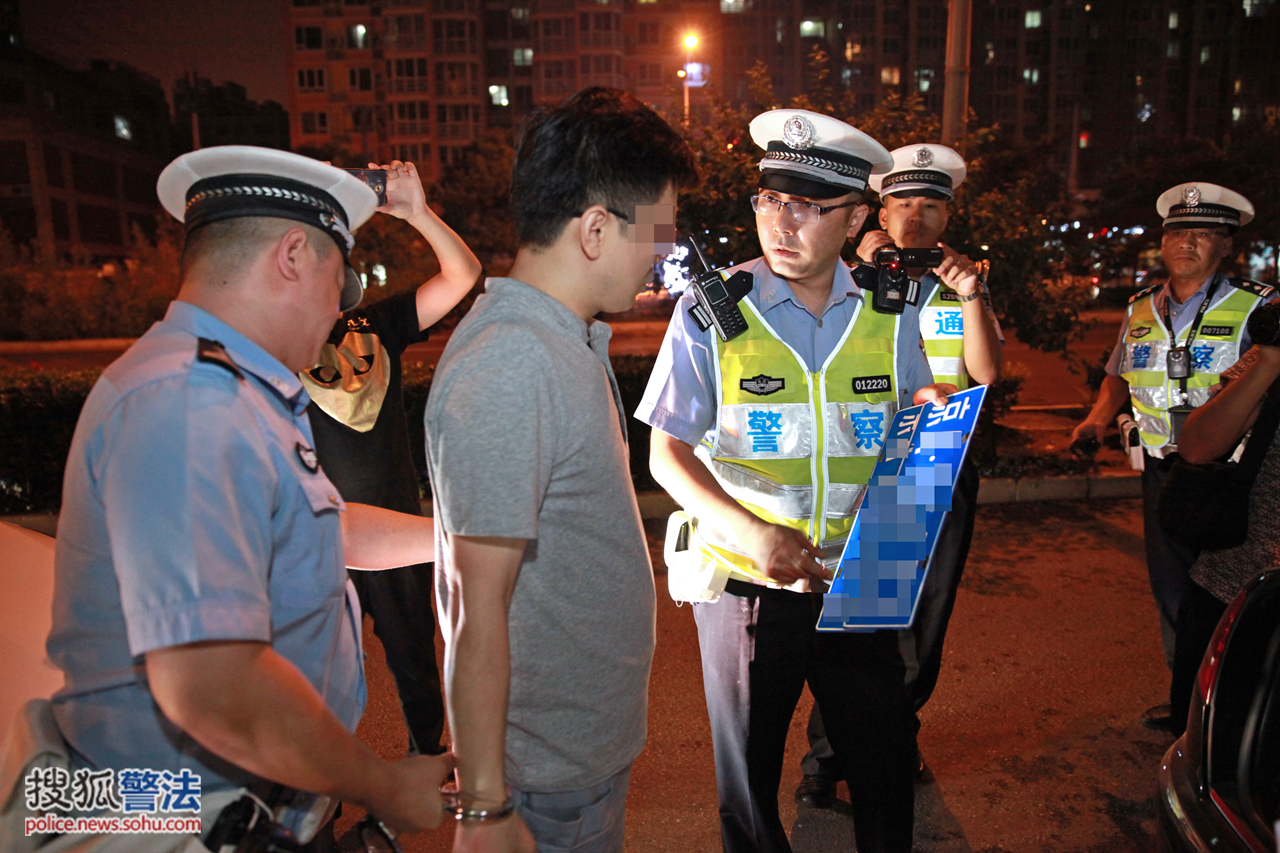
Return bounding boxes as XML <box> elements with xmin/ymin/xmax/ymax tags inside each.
<box><xmin>638</xmin><ymin>110</ymin><xmax>953</xmax><ymax>853</ymax></box>
<box><xmin>27</xmin><ymin>147</ymin><xmax>453</xmax><ymax>851</ymax></box>
<box><xmin>796</xmin><ymin>143</ymin><xmax>1003</xmax><ymax>805</ymax></box>
<box><xmin>1070</xmin><ymin>182</ymin><xmax>1272</xmax><ymax>731</ymax></box>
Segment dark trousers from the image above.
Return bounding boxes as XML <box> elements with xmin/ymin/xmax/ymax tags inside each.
<box><xmin>1142</xmin><ymin>456</ymin><xmax>1200</xmax><ymax>670</ymax></box>
<box><xmin>694</xmin><ymin>583</ymin><xmax>916</xmax><ymax>853</ymax></box>
<box><xmin>1169</xmin><ymin>582</ymin><xmax>1227</xmax><ymax>738</ymax></box>
<box><xmin>802</xmin><ymin>457</ymin><xmax>980</xmax><ymax>778</ymax></box>
<box><xmin>348</xmin><ymin>562</ymin><xmax>445</xmax><ymax>755</ymax></box>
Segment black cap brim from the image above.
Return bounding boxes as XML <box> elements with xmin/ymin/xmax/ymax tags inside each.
<box><xmin>759</xmin><ymin>172</ymin><xmax>856</xmax><ymax>201</ymax></box>
<box><xmin>342</xmin><ymin>265</ymin><xmax>364</xmax><ymax>312</ymax></box>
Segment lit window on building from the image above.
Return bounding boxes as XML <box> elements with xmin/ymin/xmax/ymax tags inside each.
<box><xmin>1233</xmin><ymin>107</ymin><xmax>1242</xmax><ymax>122</ymax></box>
<box><xmin>114</xmin><ymin>116</ymin><xmax>132</xmax><ymax>140</ymax></box>
<box><xmin>915</xmin><ymin>68</ymin><xmax>935</xmax><ymax>92</ymax></box>
<box><xmin>1025</xmin><ymin>10</ymin><xmax>1042</xmax><ymax>28</ymax></box>
<box><xmin>1167</xmin><ymin>41</ymin><xmax>1179</xmax><ymax>58</ymax></box>
<box><xmin>1137</xmin><ymin>103</ymin><xmax>1154</xmax><ymax>122</ymax></box>
<box><xmin>1200</xmin><ymin>46</ymin><xmax>1211</xmax><ymax>64</ymax></box>
<box><xmin>800</xmin><ymin>20</ymin><xmax>825</xmax><ymax>37</ymax></box>
<box><xmin>348</xmin><ymin>24</ymin><xmax>369</xmax><ymax>50</ymax></box>
<box><xmin>489</xmin><ymin>84</ymin><xmax>509</xmax><ymax>106</ymax></box>
<box><xmin>880</xmin><ymin>66</ymin><xmax>900</xmax><ymax>85</ymax></box>
<box><xmin>1022</xmin><ymin>67</ymin><xmax>1040</xmax><ymax>84</ymax></box>
<box><xmin>720</xmin><ymin>0</ymin><xmax>744</xmax><ymax>10</ymax></box>
<box><xmin>514</xmin><ymin>47</ymin><xmax>533</xmax><ymax>66</ymax></box>
<box><xmin>1078</xmin><ymin>131</ymin><xmax>1090</xmax><ymax>149</ymax></box>
<box><xmin>1168</xmin><ymin>11</ymin><xmax>1178</xmax><ymax>28</ymax></box>
<box><xmin>512</xmin><ymin>7</ymin><xmax>529</xmax><ymax>20</ymax></box>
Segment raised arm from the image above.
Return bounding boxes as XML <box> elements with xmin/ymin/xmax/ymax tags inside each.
<box><xmin>935</xmin><ymin>246</ymin><xmax>1002</xmax><ymax>385</ymax></box>
<box><xmin>372</xmin><ymin>160</ymin><xmax>482</xmax><ymax>331</ymax></box>
<box><xmin>1179</xmin><ymin>347</ymin><xmax>1280</xmax><ymax>464</ymax></box>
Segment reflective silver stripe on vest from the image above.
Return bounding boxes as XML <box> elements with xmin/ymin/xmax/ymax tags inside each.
<box><xmin>1130</xmin><ymin>385</ymin><xmax>1215</xmax><ymax>412</ymax></box>
<box><xmin>1129</xmin><ymin>386</ymin><xmax>1171</xmax><ymax>411</ymax></box>
<box><xmin>823</xmin><ymin>401</ymin><xmax>897</xmax><ymax>457</ymax></box>
<box><xmin>697</xmin><ymin>450</ymin><xmax>814</xmax><ymax>519</ymax></box>
<box><xmin>1134</xmin><ymin>409</ymin><xmax>1171</xmax><ymax>441</ymax></box>
<box><xmin>695</xmin><ymin>521</ymin><xmax>846</xmax><ymax>571</ymax></box>
<box><xmin>716</xmin><ymin>402</ymin><xmax>813</xmax><ymax>459</ymax></box>
<box><xmin>825</xmin><ymin>482</ymin><xmax>866</xmax><ymax>519</ymax></box>
<box><xmin>927</xmin><ymin>355</ymin><xmax>965</xmax><ymax>379</ymax></box>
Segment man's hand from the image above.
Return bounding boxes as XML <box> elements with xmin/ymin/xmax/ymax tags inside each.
<box><xmin>1069</xmin><ymin>419</ymin><xmax>1107</xmax><ymax>447</ymax></box>
<box><xmin>371</xmin><ymin>159</ymin><xmax>428</xmax><ymax>222</ymax></box>
<box><xmin>933</xmin><ymin>244</ymin><xmax>980</xmax><ymax>298</ymax></box>
<box><xmin>855</xmin><ymin>229</ymin><xmax>895</xmax><ymax>263</ymax></box>
<box><xmin>913</xmin><ymin>383</ymin><xmax>958</xmax><ymax>407</ymax></box>
<box><xmin>739</xmin><ymin>519</ymin><xmax>829</xmax><ymax>584</ymax></box>
<box><xmin>371</xmin><ymin>752</ymin><xmax>457</xmax><ymax>834</ymax></box>
<box><xmin>454</xmin><ymin>814</ymin><xmax>538</xmax><ymax>853</ymax></box>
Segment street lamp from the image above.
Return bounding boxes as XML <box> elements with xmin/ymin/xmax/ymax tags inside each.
<box><xmin>683</xmin><ymin>34</ymin><xmax>698</xmax><ymax>125</ymax></box>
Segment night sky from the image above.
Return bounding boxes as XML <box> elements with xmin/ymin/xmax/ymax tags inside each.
<box><xmin>18</xmin><ymin>0</ymin><xmax>288</xmax><ymax>106</ymax></box>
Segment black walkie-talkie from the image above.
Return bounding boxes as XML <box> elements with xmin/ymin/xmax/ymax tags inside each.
<box><xmin>685</xmin><ymin>239</ymin><xmax>754</xmax><ymax>341</ymax></box>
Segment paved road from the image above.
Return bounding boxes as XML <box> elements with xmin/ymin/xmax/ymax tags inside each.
<box><xmin>343</xmin><ymin>497</ymin><xmax>1171</xmax><ymax>852</ymax></box>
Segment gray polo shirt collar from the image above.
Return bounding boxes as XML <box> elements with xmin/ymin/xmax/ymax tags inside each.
<box><xmin>485</xmin><ymin>277</ymin><xmax>615</xmax><ymax>350</ymax></box>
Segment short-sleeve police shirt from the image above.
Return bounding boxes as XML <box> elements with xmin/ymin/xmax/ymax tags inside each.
<box><xmin>49</xmin><ymin>301</ymin><xmax>365</xmax><ymax>798</ymax></box>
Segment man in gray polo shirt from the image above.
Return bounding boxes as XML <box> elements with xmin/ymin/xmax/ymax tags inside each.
<box><xmin>424</xmin><ymin>88</ymin><xmax>697</xmax><ymax>853</ymax></box>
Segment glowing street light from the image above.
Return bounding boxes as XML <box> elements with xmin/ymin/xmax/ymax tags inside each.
<box><xmin>683</xmin><ymin>33</ymin><xmax>699</xmax><ymax>124</ymax></box>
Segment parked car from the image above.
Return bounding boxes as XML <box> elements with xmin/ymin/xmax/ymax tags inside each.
<box><xmin>1157</xmin><ymin>567</ymin><xmax>1280</xmax><ymax>853</ymax></box>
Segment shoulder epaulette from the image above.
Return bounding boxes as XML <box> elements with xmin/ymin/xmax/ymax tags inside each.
<box><xmin>1128</xmin><ymin>282</ymin><xmax>1163</xmax><ymax>304</ymax></box>
<box><xmin>196</xmin><ymin>337</ymin><xmax>244</xmax><ymax>380</ymax></box>
<box><xmin>1228</xmin><ymin>277</ymin><xmax>1276</xmax><ymax>300</ymax></box>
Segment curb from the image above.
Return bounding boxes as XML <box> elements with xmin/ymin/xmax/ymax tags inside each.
<box><xmin>4</xmin><ymin>473</ymin><xmax>1142</xmax><ymax>535</ymax></box>
<box><xmin>0</xmin><ymin>338</ymin><xmax>136</xmax><ymax>354</ymax></box>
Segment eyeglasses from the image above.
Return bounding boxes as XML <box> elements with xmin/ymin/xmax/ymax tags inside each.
<box><xmin>751</xmin><ymin>195</ymin><xmax>859</xmax><ymax>224</ymax></box>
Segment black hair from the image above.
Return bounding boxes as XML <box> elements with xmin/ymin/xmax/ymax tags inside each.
<box><xmin>510</xmin><ymin>87</ymin><xmax>699</xmax><ymax>248</ymax></box>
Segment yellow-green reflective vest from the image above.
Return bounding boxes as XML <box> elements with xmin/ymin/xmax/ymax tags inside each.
<box><xmin>919</xmin><ymin>277</ymin><xmax>969</xmax><ymax>390</ymax></box>
<box><xmin>1119</xmin><ymin>276</ymin><xmax>1269</xmax><ymax>452</ymax></box>
<box><xmin>697</xmin><ymin>295</ymin><xmax>900</xmax><ymax>584</ymax></box>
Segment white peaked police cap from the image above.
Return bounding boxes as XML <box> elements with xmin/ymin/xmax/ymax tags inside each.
<box><xmin>1156</xmin><ymin>182</ymin><xmax>1254</xmax><ymax>233</ymax></box>
<box><xmin>157</xmin><ymin>146</ymin><xmax>379</xmax><ymax>311</ymax></box>
<box><xmin>749</xmin><ymin>109</ymin><xmax>893</xmax><ymax>200</ymax></box>
<box><xmin>869</xmin><ymin>144</ymin><xmax>966</xmax><ymax>201</ymax></box>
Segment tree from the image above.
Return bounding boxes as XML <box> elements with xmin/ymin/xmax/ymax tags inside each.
<box><xmin>675</xmin><ymin>50</ymin><xmax>1087</xmax><ymax>353</ymax></box>
<box><xmin>430</xmin><ymin>130</ymin><xmax>517</xmax><ymax>269</ymax></box>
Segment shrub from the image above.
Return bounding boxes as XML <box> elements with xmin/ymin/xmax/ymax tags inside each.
<box><xmin>0</xmin><ymin>368</ymin><xmax>101</xmax><ymax>513</ymax></box>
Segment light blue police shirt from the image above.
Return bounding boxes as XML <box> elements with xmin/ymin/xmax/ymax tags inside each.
<box><xmin>637</xmin><ymin>257</ymin><xmax>935</xmax><ymax>445</ymax></box>
<box><xmin>1105</xmin><ymin>273</ymin><xmax>1257</xmax><ymax>376</ymax></box>
<box><xmin>49</xmin><ymin>300</ymin><xmax>365</xmax><ymax>801</ymax></box>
